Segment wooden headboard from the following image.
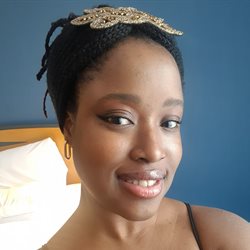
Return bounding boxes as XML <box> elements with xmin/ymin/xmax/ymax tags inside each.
<box><xmin>0</xmin><ymin>125</ymin><xmax>80</xmax><ymax>184</ymax></box>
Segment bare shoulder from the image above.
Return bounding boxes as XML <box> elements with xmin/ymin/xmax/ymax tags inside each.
<box><xmin>192</xmin><ymin>205</ymin><xmax>250</xmax><ymax>250</ymax></box>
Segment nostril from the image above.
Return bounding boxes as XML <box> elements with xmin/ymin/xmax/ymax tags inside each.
<box><xmin>135</xmin><ymin>156</ymin><xmax>148</xmax><ymax>163</ymax></box>
<box><xmin>130</xmin><ymin>147</ymin><xmax>166</xmax><ymax>163</ymax></box>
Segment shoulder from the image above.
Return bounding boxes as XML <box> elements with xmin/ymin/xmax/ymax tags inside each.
<box><xmin>192</xmin><ymin>205</ymin><xmax>250</xmax><ymax>250</ymax></box>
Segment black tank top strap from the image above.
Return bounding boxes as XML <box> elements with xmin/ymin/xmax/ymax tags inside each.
<box><xmin>184</xmin><ymin>202</ymin><xmax>203</xmax><ymax>250</ymax></box>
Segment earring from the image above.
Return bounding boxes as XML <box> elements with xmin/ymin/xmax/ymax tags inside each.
<box><xmin>64</xmin><ymin>141</ymin><xmax>72</xmax><ymax>160</ymax></box>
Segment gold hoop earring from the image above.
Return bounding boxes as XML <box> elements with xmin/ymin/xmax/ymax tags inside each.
<box><xmin>64</xmin><ymin>141</ymin><xmax>72</xmax><ymax>160</ymax></box>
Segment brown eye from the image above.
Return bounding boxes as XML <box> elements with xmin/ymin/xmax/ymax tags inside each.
<box><xmin>107</xmin><ymin>116</ymin><xmax>131</xmax><ymax>125</ymax></box>
<box><xmin>99</xmin><ymin>115</ymin><xmax>133</xmax><ymax>126</ymax></box>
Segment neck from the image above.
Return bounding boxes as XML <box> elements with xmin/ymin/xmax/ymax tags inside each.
<box><xmin>76</xmin><ymin>188</ymin><xmax>162</xmax><ymax>241</ymax></box>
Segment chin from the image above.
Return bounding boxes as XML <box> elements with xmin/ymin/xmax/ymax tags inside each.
<box><xmin>112</xmin><ymin>179</ymin><xmax>173</xmax><ymax>221</ymax></box>
<box><xmin>110</xmin><ymin>194</ymin><xmax>165</xmax><ymax>222</ymax></box>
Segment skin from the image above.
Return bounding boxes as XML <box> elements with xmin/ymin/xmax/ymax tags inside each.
<box><xmin>45</xmin><ymin>38</ymin><xmax>250</xmax><ymax>250</ymax></box>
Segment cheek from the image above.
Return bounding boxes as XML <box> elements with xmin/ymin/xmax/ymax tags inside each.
<box><xmin>72</xmin><ymin>127</ymin><xmax>130</xmax><ymax>181</ymax></box>
<box><xmin>166</xmin><ymin>134</ymin><xmax>183</xmax><ymax>170</ymax></box>
<box><xmin>162</xmin><ymin>134</ymin><xmax>182</xmax><ymax>191</ymax></box>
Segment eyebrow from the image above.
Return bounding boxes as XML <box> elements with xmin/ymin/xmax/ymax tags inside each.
<box><xmin>163</xmin><ymin>98</ymin><xmax>184</xmax><ymax>107</ymax></box>
<box><xmin>99</xmin><ymin>93</ymin><xmax>183</xmax><ymax>107</ymax></box>
<box><xmin>99</xmin><ymin>93</ymin><xmax>141</xmax><ymax>104</ymax></box>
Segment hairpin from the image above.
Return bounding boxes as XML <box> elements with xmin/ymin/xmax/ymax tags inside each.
<box><xmin>71</xmin><ymin>7</ymin><xmax>183</xmax><ymax>36</ymax></box>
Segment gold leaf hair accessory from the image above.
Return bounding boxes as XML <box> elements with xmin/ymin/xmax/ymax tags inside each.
<box><xmin>71</xmin><ymin>6</ymin><xmax>183</xmax><ymax>36</ymax></box>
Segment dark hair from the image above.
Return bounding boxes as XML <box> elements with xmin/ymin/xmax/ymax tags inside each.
<box><xmin>37</xmin><ymin>6</ymin><xmax>184</xmax><ymax>132</ymax></box>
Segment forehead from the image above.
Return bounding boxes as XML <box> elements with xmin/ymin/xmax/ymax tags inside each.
<box><xmin>100</xmin><ymin>37</ymin><xmax>179</xmax><ymax>75</ymax></box>
<box><xmin>78</xmin><ymin>38</ymin><xmax>183</xmax><ymax>107</ymax></box>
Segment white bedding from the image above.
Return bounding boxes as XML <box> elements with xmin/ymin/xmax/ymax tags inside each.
<box><xmin>0</xmin><ymin>183</ymin><xmax>81</xmax><ymax>250</ymax></box>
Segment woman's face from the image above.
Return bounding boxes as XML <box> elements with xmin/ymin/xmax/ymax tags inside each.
<box><xmin>65</xmin><ymin>38</ymin><xmax>183</xmax><ymax>221</ymax></box>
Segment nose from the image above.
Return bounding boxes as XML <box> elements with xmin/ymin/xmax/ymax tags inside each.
<box><xmin>129</xmin><ymin>127</ymin><xmax>166</xmax><ymax>163</ymax></box>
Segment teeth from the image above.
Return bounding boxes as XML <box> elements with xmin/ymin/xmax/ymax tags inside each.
<box><xmin>139</xmin><ymin>180</ymin><xmax>148</xmax><ymax>187</ymax></box>
<box><xmin>147</xmin><ymin>180</ymin><xmax>157</xmax><ymax>186</ymax></box>
<box><xmin>126</xmin><ymin>179</ymin><xmax>133</xmax><ymax>184</ymax></box>
<box><xmin>133</xmin><ymin>180</ymin><xmax>139</xmax><ymax>185</ymax></box>
<box><xmin>126</xmin><ymin>179</ymin><xmax>157</xmax><ymax>187</ymax></box>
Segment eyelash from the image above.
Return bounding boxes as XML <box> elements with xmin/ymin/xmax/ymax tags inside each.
<box><xmin>98</xmin><ymin>114</ymin><xmax>181</xmax><ymax>130</ymax></box>
<box><xmin>98</xmin><ymin>115</ymin><xmax>133</xmax><ymax>126</ymax></box>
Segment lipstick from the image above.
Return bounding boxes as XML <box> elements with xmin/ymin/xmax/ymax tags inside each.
<box><xmin>117</xmin><ymin>170</ymin><xmax>166</xmax><ymax>199</ymax></box>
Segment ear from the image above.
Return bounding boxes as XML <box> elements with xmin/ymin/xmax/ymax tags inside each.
<box><xmin>63</xmin><ymin>112</ymin><xmax>75</xmax><ymax>145</ymax></box>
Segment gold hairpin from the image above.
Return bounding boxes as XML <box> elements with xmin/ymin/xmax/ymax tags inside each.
<box><xmin>71</xmin><ymin>7</ymin><xmax>183</xmax><ymax>36</ymax></box>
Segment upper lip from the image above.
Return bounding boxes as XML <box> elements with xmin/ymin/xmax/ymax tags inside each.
<box><xmin>117</xmin><ymin>169</ymin><xmax>167</xmax><ymax>181</ymax></box>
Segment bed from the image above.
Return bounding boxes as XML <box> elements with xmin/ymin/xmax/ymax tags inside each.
<box><xmin>0</xmin><ymin>125</ymin><xmax>81</xmax><ymax>250</ymax></box>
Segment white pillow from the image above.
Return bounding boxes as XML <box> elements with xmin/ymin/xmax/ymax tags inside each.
<box><xmin>0</xmin><ymin>184</ymin><xmax>81</xmax><ymax>249</ymax></box>
<box><xmin>0</xmin><ymin>182</ymin><xmax>79</xmax><ymax>221</ymax></box>
<box><xmin>0</xmin><ymin>138</ymin><xmax>68</xmax><ymax>188</ymax></box>
<box><xmin>0</xmin><ymin>182</ymin><xmax>39</xmax><ymax>219</ymax></box>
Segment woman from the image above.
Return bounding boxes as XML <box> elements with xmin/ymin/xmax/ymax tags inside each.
<box><xmin>37</xmin><ymin>5</ymin><xmax>250</xmax><ymax>250</ymax></box>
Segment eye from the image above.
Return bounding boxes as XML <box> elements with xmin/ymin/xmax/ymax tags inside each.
<box><xmin>98</xmin><ymin>115</ymin><xmax>133</xmax><ymax>126</ymax></box>
<box><xmin>161</xmin><ymin>120</ymin><xmax>181</xmax><ymax>129</ymax></box>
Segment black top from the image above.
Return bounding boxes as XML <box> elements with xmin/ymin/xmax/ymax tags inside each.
<box><xmin>185</xmin><ymin>202</ymin><xmax>203</xmax><ymax>250</ymax></box>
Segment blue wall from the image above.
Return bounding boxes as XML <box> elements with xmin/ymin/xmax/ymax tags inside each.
<box><xmin>0</xmin><ymin>1</ymin><xmax>249</xmax><ymax>221</ymax></box>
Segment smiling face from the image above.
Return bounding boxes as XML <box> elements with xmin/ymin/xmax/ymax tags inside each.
<box><xmin>64</xmin><ymin>38</ymin><xmax>183</xmax><ymax>221</ymax></box>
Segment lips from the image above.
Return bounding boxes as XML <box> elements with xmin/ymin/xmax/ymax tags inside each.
<box><xmin>117</xmin><ymin>169</ymin><xmax>166</xmax><ymax>181</ymax></box>
<box><xmin>117</xmin><ymin>170</ymin><xmax>166</xmax><ymax>199</ymax></box>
